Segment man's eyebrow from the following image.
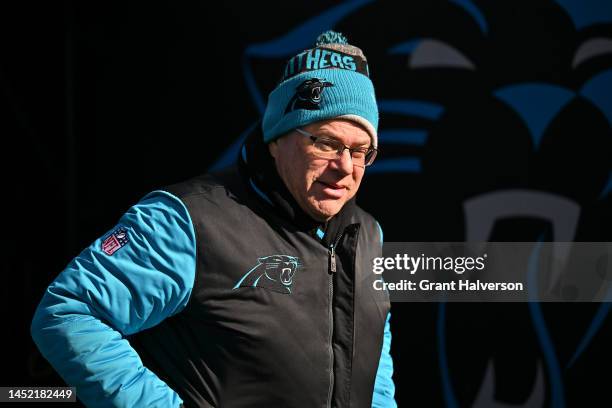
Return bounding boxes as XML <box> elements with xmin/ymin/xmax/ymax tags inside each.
<box><xmin>312</xmin><ymin>132</ymin><xmax>343</xmax><ymax>141</ymax></box>
<box><xmin>318</xmin><ymin>133</ymin><xmax>371</xmax><ymax>147</ymax></box>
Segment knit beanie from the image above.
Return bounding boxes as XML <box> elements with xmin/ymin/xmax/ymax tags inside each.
<box><xmin>262</xmin><ymin>31</ymin><xmax>379</xmax><ymax>148</ymax></box>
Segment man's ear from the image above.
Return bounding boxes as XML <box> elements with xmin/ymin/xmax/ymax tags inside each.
<box><xmin>268</xmin><ymin>140</ymin><xmax>279</xmax><ymax>159</ymax></box>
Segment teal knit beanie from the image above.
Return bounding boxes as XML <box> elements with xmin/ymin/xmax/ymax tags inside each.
<box><xmin>262</xmin><ymin>31</ymin><xmax>379</xmax><ymax>148</ymax></box>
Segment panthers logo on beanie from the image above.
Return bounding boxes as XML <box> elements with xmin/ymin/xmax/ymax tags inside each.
<box><xmin>233</xmin><ymin>255</ymin><xmax>302</xmax><ymax>294</ymax></box>
<box><xmin>284</xmin><ymin>78</ymin><xmax>334</xmax><ymax>114</ymax></box>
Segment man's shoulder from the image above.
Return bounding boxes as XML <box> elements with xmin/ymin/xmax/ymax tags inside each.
<box><xmin>352</xmin><ymin>204</ymin><xmax>379</xmax><ymax>230</ymax></box>
<box><xmin>162</xmin><ymin>167</ymin><xmax>244</xmax><ymax>200</ymax></box>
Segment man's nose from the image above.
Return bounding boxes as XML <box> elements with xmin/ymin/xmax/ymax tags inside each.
<box><xmin>331</xmin><ymin>149</ymin><xmax>355</xmax><ymax>174</ymax></box>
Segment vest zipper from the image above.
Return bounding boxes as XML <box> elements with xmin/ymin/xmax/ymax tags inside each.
<box><xmin>327</xmin><ymin>231</ymin><xmax>344</xmax><ymax>408</ymax></box>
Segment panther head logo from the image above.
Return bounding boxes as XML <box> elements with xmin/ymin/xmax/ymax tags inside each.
<box><xmin>233</xmin><ymin>255</ymin><xmax>302</xmax><ymax>294</ymax></box>
<box><xmin>284</xmin><ymin>78</ymin><xmax>334</xmax><ymax>114</ymax></box>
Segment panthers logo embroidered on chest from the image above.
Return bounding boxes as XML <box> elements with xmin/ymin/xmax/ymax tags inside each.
<box><xmin>233</xmin><ymin>255</ymin><xmax>302</xmax><ymax>294</ymax></box>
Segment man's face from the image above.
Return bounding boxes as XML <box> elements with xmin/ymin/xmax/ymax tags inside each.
<box><xmin>268</xmin><ymin>119</ymin><xmax>371</xmax><ymax>222</ymax></box>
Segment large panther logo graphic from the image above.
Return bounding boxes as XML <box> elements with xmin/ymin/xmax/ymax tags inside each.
<box><xmin>210</xmin><ymin>1</ymin><xmax>612</xmax><ymax>406</ymax></box>
<box><xmin>284</xmin><ymin>78</ymin><xmax>334</xmax><ymax>114</ymax></box>
<box><xmin>233</xmin><ymin>255</ymin><xmax>302</xmax><ymax>294</ymax></box>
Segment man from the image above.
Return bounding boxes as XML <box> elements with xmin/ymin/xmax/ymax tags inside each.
<box><xmin>31</xmin><ymin>31</ymin><xmax>395</xmax><ymax>407</ymax></box>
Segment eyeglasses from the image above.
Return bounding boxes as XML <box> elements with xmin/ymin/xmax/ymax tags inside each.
<box><xmin>295</xmin><ymin>128</ymin><xmax>378</xmax><ymax>168</ymax></box>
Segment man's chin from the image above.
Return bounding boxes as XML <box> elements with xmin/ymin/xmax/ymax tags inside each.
<box><xmin>307</xmin><ymin>199</ymin><xmax>344</xmax><ymax>221</ymax></box>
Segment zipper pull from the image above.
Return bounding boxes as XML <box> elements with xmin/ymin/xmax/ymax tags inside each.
<box><xmin>329</xmin><ymin>245</ymin><xmax>337</xmax><ymax>273</ymax></box>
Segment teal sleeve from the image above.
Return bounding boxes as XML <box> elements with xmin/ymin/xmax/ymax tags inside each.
<box><xmin>372</xmin><ymin>221</ymin><xmax>397</xmax><ymax>407</ymax></box>
<box><xmin>30</xmin><ymin>190</ymin><xmax>196</xmax><ymax>408</ymax></box>
<box><xmin>372</xmin><ymin>312</ymin><xmax>397</xmax><ymax>408</ymax></box>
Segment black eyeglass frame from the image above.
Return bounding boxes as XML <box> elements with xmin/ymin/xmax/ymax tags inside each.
<box><xmin>295</xmin><ymin>128</ymin><xmax>378</xmax><ymax>167</ymax></box>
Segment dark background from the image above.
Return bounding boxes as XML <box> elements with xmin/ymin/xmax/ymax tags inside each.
<box><xmin>2</xmin><ymin>0</ymin><xmax>611</xmax><ymax>406</ymax></box>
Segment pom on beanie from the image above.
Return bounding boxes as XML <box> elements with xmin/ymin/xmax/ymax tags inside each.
<box><xmin>315</xmin><ymin>30</ymin><xmax>348</xmax><ymax>46</ymax></box>
<box><xmin>262</xmin><ymin>31</ymin><xmax>378</xmax><ymax>148</ymax></box>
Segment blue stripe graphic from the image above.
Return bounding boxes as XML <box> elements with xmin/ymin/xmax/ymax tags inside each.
<box><xmin>368</xmin><ymin>158</ymin><xmax>422</xmax><ymax>174</ymax></box>
<box><xmin>378</xmin><ymin>99</ymin><xmax>445</xmax><ymax>120</ymax></box>
<box><xmin>378</xmin><ymin>129</ymin><xmax>428</xmax><ymax>145</ymax></box>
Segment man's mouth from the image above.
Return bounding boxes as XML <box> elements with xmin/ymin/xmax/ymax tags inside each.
<box><xmin>319</xmin><ymin>181</ymin><xmax>344</xmax><ymax>189</ymax></box>
<box><xmin>316</xmin><ymin>180</ymin><xmax>347</xmax><ymax>198</ymax></box>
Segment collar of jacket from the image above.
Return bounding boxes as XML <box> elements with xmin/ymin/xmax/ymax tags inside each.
<box><xmin>237</xmin><ymin>122</ymin><xmax>357</xmax><ymax>247</ymax></box>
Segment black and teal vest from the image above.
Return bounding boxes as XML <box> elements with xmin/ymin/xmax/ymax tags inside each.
<box><xmin>129</xmin><ymin>168</ymin><xmax>390</xmax><ymax>408</ymax></box>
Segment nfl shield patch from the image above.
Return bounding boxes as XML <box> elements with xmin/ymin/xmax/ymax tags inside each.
<box><xmin>102</xmin><ymin>227</ymin><xmax>129</xmax><ymax>255</ymax></box>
